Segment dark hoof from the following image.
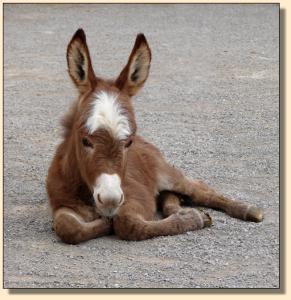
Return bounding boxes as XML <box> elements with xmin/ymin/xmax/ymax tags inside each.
<box><xmin>246</xmin><ymin>206</ymin><xmax>264</xmax><ymax>222</ymax></box>
<box><xmin>202</xmin><ymin>211</ymin><xmax>212</xmax><ymax>227</ymax></box>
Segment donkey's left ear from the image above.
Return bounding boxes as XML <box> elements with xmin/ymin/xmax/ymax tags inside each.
<box><xmin>67</xmin><ymin>29</ymin><xmax>96</xmax><ymax>94</ymax></box>
<box><xmin>116</xmin><ymin>34</ymin><xmax>151</xmax><ymax>96</ymax></box>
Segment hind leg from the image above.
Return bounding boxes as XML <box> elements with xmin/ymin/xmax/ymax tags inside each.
<box><xmin>159</xmin><ymin>191</ymin><xmax>181</xmax><ymax>217</ymax></box>
<box><xmin>157</xmin><ymin>165</ymin><xmax>263</xmax><ymax>222</ymax></box>
<box><xmin>53</xmin><ymin>206</ymin><xmax>112</xmax><ymax>244</ymax></box>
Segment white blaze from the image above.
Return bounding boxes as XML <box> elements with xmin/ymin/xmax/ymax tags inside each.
<box><xmin>86</xmin><ymin>91</ymin><xmax>131</xmax><ymax>139</ymax></box>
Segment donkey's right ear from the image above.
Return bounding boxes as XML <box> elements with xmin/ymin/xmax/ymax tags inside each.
<box><xmin>67</xmin><ymin>29</ymin><xmax>96</xmax><ymax>94</ymax></box>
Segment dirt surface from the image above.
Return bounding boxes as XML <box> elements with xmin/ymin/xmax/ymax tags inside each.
<box><xmin>4</xmin><ymin>4</ymin><xmax>279</xmax><ymax>288</ymax></box>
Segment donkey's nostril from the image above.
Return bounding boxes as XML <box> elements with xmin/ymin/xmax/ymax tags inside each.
<box><xmin>97</xmin><ymin>194</ymin><xmax>103</xmax><ymax>204</ymax></box>
<box><xmin>119</xmin><ymin>194</ymin><xmax>124</xmax><ymax>205</ymax></box>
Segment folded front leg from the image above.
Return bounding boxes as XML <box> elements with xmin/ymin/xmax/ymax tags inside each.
<box><xmin>113</xmin><ymin>205</ymin><xmax>211</xmax><ymax>241</ymax></box>
<box><xmin>53</xmin><ymin>207</ymin><xmax>112</xmax><ymax>244</ymax></box>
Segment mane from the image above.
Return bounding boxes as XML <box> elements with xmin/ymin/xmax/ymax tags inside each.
<box><xmin>61</xmin><ymin>101</ymin><xmax>78</xmax><ymax>138</ymax></box>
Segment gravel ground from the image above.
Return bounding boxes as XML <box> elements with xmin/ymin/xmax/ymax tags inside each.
<box><xmin>4</xmin><ymin>4</ymin><xmax>279</xmax><ymax>288</ymax></box>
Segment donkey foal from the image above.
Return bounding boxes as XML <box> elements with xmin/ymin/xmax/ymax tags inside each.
<box><xmin>46</xmin><ymin>29</ymin><xmax>263</xmax><ymax>244</ymax></box>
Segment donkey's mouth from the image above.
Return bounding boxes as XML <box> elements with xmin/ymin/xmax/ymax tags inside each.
<box><xmin>96</xmin><ymin>206</ymin><xmax>120</xmax><ymax>218</ymax></box>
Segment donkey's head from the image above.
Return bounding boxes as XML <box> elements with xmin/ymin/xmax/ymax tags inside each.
<box><xmin>66</xmin><ymin>29</ymin><xmax>151</xmax><ymax>217</ymax></box>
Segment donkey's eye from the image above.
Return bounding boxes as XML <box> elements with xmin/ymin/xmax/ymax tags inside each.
<box><xmin>124</xmin><ymin>138</ymin><xmax>133</xmax><ymax>148</ymax></box>
<box><xmin>82</xmin><ymin>137</ymin><xmax>93</xmax><ymax>148</ymax></box>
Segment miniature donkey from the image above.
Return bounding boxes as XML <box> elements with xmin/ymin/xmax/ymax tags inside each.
<box><xmin>46</xmin><ymin>29</ymin><xmax>263</xmax><ymax>244</ymax></box>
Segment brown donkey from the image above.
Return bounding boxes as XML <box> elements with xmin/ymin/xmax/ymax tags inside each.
<box><xmin>46</xmin><ymin>29</ymin><xmax>263</xmax><ymax>244</ymax></box>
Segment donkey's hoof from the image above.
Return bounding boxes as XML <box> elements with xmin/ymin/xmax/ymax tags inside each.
<box><xmin>202</xmin><ymin>211</ymin><xmax>212</xmax><ymax>227</ymax></box>
<box><xmin>246</xmin><ymin>206</ymin><xmax>264</xmax><ymax>222</ymax></box>
<box><xmin>196</xmin><ymin>208</ymin><xmax>212</xmax><ymax>227</ymax></box>
<box><xmin>175</xmin><ymin>208</ymin><xmax>211</xmax><ymax>230</ymax></box>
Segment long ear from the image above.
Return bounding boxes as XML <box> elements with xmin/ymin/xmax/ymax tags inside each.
<box><xmin>67</xmin><ymin>29</ymin><xmax>96</xmax><ymax>94</ymax></box>
<box><xmin>116</xmin><ymin>34</ymin><xmax>151</xmax><ymax>96</ymax></box>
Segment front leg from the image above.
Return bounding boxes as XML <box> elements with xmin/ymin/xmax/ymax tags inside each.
<box><xmin>53</xmin><ymin>207</ymin><xmax>112</xmax><ymax>244</ymax></box>
<box><xmin>113</xmin><ymin>202</ymin><xmax>211</xmax><ymax>241</ymax></box>
<box><xmin>159</xmin><ymin>191</ymin><xmax>213</xmax><ymax>225</ymax></box>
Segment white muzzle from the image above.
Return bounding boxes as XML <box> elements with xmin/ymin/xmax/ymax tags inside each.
<box><xmin>93</xmin><ymin>173</ymin><xmax>124</xmax><ymax>217</ymax></box>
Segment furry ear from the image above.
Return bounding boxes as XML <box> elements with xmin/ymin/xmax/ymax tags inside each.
<box><xmin>116</xmin><ymin>34</ymin><xmax>151</xmax><ymax>96</ymax></box>
<box><xmin>67</xmin><ymin>29</ymin><xmax>96</xmax><ymax>93</ymax></box>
